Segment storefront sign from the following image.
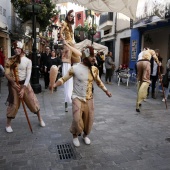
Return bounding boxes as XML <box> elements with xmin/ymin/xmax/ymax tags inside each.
<box><xmin>131</xmin><ymin>40</ymin><xmax>137</xmax><ymax>60</ymax></box>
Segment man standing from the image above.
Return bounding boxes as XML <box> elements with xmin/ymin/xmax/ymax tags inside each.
<box><xmin>40</xmin><ymin>46</ymin><xmax>51</xmax><ymax>89</ymax></box>
<box><xmin>105</xmin><ymin>51</ymin><xmax>115</xmax><ymax>84</ymax></box>
<box><xmin>50</xmin><ymin>45</ymin><xmax>112</xmax><ymax>147</ymax></box>
<box><xmin>96</xmin><ymin>51</ymin><xmax>104</xmax><ymax>79</ymax></box>
<box><xmin>148</xmin><ymin>49</ymin><xmax>162</xmax><ymax>99</ymax></box>
<box><xmin>5</xmin><ymin>41</ymin><xmax>45</xmax><ymax>133</ymax></box>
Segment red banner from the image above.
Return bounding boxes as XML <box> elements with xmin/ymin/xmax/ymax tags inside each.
<box><xmin>93</xmin><ymin>31</ymin><xmax>101</xmax><ymax>41</ymax></box>
<box><xmin>75</xmin><ymin>11</ymin><xmax>84</xmax><ymax>27</ymax></box>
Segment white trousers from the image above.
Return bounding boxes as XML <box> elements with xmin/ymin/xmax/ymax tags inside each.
<box><xmin>62</xmin><ymin>63</ymin><xmax>73</xmax><ymax>103</ymax></box>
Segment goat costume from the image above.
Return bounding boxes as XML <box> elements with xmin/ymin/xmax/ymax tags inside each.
<box><xmin>58</xmin><ymin>63</ymin><xmax>107</xmax><ymax>136</ymax></box>
<box><xmin>60</xmin><ymin>10</ymin><xmax>81</xmax><ymax>109</ymax></box>
<box><xmin>5</xmin><ymin>42</ymin><xmax>40</xmax><ymax>119</ymax></box>
<box><xmin>136</xmin><ymin>50</ymin><xmax>159</xmax><ymax>112</ymax></box>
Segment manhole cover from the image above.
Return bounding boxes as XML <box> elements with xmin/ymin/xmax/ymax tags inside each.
<box><xmin>48</xmin><ymin>143</ymin><xmax>81</xmax><ymax>161</ymax></box>
<box><xmin>165</xmin><ymin>138</ymin><xmax>170</xmax><ymax>142</ymax></box>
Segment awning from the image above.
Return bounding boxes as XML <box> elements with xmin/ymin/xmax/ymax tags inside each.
<box><xmin>52</xmin><ymin>0</ymin><xmax>139</xmax><ymax>20</ymax></box>
<box><xmin>75</xmin><ymin>39</ymin><xmax>108</xmax><ymax>54</ymax></box>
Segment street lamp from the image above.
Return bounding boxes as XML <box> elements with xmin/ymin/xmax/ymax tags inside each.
<box><xmin>48</xmin><ymin>18</ymin><xmax>60</xmax><ymax>51</ymax></box>
<box><xmin>25</xmin><ymin>0</ymin><xmax>42</xmax><ymax>94</ymax></box>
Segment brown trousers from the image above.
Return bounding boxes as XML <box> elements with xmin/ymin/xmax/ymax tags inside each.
<box><xmin>70</xmin><ymin>98</ymin><xmax>94</xmax><ymax>136</ymax></box>
<box><xmin>6</xmin><ymin>83</ymin><xmax>40</xmax><ymax>119</ymax></box>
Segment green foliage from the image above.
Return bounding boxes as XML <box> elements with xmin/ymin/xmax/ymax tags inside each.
<box><xmin>75</xmin><ymin>20</ymin><xmax>97</xmax><ymax>33</ymax></box>
<box><xmin>11</xmin><ymin>0</ymin><xmax>58</xmax><ymax>31</ymax></box>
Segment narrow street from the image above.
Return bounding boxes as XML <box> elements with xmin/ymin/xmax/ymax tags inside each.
<box><xmin>0</xmin><ymin>76</ymin><xmax>170</xmax><ymax>170</ymax></box>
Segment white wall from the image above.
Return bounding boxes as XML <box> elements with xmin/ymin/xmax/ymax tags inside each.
<box><xmin>143</xmin><ymin>26</ymin><xmax>170</xmax><ymax>73</ymax></box>
<box><xmin>0</xmin><ymin>0</ymin><xmax>12</xmax><ymax>58</ymax></box>
<box><xmin>116</xmin><ymin>13</ymin><xmax>130</xmax><ymax>31</ymax></box>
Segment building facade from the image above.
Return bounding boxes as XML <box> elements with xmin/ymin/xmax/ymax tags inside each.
<box><xmin>99</xmin><ymin>12</ymin><xmax>131</xmax><ymax>68</ymax></box>
<box><xmin>129</xmin><ymin>0</ymin><xmax>170</xmax><ymax>73</ymax></box>
<box><xmin>0</xmin><ymin>0</ymin><xmax>11</xmax><ymax>58</ymax></box>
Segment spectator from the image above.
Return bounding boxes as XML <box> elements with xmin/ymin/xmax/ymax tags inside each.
<box><xmin>45</xmin><ymin>50</ymin><xmax>62</xmax><ymax>91</ymax></box>
<box><xmin>96</xmin><ymin>51</ymin><xmax>104</xmax><ymax>78</ymax></box>
<box><xmin>162</xmin><ymin>58</ymin><xmax>170</xmax><ymax>102</ymax></box>
<box><xmin>105</xmin><ymin>51</ymin><xmax>115</xmax><ymax>84</ymax></box>
<box><xmin>148</xmin><ymin>49</ymin><xmax>162</xmax><ymax>99</ymax></box>
<box><xmin>40</xmin><ymin>46</ymin><xmax>51</xmax><ymax>89</ymax></box>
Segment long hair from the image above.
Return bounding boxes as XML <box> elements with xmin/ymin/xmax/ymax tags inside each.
<box><xmin>82</xmin><ymin>46</ymin><xmax>95</xmax><ymax>80</ymax></box>
<box><xmin>65</xmin><ymin>10</ymin><xmax>74</xmax><ymax>33</ymax></box>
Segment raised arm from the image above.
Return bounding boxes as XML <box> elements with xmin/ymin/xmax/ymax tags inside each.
<box><xmin>94</xmin><ymin>67</ymin><xmax>112</xmax><ymax>97</ymax></box>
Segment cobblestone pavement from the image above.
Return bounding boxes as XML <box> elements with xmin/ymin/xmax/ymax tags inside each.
<box><xmin>0</xmin><ymin>76</ymin><xmax>170</xmax><ymax>170</ymax></box>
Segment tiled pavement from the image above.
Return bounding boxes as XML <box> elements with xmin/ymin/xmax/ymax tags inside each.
<box><xmin>0</xmin><ymin>76</ymin><xmax>170</xmax><ymax>170</ymax></box>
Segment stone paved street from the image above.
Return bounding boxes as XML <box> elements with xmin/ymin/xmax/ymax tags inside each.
<box><xmin>0</xmin><ymin>76</ymin><xmax>170</xmax><ymax>170</ymax></box>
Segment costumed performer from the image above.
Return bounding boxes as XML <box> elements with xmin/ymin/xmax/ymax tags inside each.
<box><xmin>5</xmin><ymin>41</ymin><xmax>45</xmax><ymax>133</ymax></box>
<box><xmin>59</xmin><ymin>9</ymin><xmax>81</xmax><ymax>112</ymax></box>
<box><xmin>49</xmin><ymin>45</ymin><xmax>112</xmax><ymax>147</ymax></box>
<box><xmin>136</xmin><ymin>49</ymin><xmax>160</xmax><ymax>112</ymax></box>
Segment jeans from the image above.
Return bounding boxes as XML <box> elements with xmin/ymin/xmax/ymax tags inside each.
<box><xmin>105</xmin><ymin>69</ymin><xmax>113</xmax><ymax>82</ymax></box>
<box><xmin>164</xmin><ymin>82</ymin><xmax>170</xmax><ymax>99</ymax></box>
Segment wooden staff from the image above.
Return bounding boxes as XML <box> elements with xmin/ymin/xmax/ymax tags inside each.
<box><xmin>158</xmin><ymin>66</ymin><xmax>168</xmax><ymax>109</ymax></box>
<box><xmin>13</xmin><ymin>67</ymin><xmax>33</xmax><ymax>133</ymax></box>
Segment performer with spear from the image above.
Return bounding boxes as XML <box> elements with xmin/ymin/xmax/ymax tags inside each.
<box><xmin>4</xmin><ymin>41</ymin><xmax>45</xmax><ymax>133</ymax></box>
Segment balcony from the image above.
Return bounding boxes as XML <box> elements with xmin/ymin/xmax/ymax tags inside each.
<box><xmin>99</xmin><ymin>12</ymin><xmax>113</xmax><ymax>31</ymax></box>
<box><xmin>8</xmin><ymin>16</ymin><xmax>25</xmax><ymax>40</ymax></box>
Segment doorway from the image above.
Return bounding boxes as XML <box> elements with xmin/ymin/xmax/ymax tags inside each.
<box><xmin>122</xmin><ymin>38</ymin><xmax>130</xmax><ymax>66</ymax></box>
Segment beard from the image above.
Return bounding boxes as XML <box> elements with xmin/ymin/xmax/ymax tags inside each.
<box><xmin>83</xmin><ymin>58</ymin><xmax>93</xmax><ymax>67</ymax></box>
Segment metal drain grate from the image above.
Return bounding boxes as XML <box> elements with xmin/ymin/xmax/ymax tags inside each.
<box><xmin>165</xmin><ymin>138</ymin><xmax>170</xmax><ymax>142</ymax></box>
<box><xmin>48</xmin><ymin>143</ymin><xmax>81</xmax><ymax>161</ymax></box>
<box><xmin>57</xmin><ymin>143</ymin><xmax>76</xmax><ymax>160</ymax></box>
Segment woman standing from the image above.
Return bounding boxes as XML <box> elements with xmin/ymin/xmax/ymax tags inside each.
<box><xmin>59</xmin><ymin>10</ymin><xmax>82</xmax><ymax>112</ymax></box>
<box><xmin>45</xmin><ymin>50</ymin><xmax>62</xmax><ymax>89</ymax></box>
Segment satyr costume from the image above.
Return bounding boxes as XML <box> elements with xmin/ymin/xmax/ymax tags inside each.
<box><xmin>52</xmin><ymin>46</ymin><xmax>112</xmax><ymax>147</ymax></box>
<box><xmin>5</xmin><ymin>41</ymin><xmax>45</xmax><ymax>133</ymax></box>
<box><xmin>136</xmin><ymin>50</ymin><xmax>159</xmax><ymax>112</ymax></box>
<box><xmin>60</xmin><ymin>10</ymin><xmax>81</xmax><ymax>112</ymax></box>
